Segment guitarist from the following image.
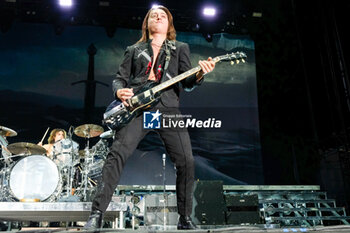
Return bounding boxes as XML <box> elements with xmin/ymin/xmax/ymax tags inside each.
<box><xmin>85</xmin><ymin>5</ymin><xmax>215</xmax><ymax>230</ymax></box>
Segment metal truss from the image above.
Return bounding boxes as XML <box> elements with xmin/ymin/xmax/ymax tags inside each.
<box><xmin>258</xmin><ymin>191</ymin><xmax>350</xmax><ymax>227</ymax></box>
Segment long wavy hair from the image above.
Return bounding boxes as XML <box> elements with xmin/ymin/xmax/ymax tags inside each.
<box><xmin>48</xmin><ymin>128</ymin><xmax>66</xmax><ymax>144</ymax></box>
<box><xmin>138</xmin><ymin>5</ymin><xmax>176</xmax><ymax>43</ymax></box>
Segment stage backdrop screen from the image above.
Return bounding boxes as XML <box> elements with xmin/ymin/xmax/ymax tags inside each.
<box><xmin>0</xmin><ymin>23</ymin><xmax>262</xmax><ymax>185</ymax></box>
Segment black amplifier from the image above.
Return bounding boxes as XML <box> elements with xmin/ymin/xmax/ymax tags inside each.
<box><xmin>224</xmin><ymin>194</ymin><xmax>261</xmax><ymax>224</ymax></box>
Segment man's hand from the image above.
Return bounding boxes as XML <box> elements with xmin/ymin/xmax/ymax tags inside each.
<box><xmin>196</xmin><ymin>57</ymin><xmax>216</xmax><ymax>81</ymax></box>
<box><xmin>116</xmin><ymin>88</ymin><xmax>134</xmax><ymax>107</ymax></box>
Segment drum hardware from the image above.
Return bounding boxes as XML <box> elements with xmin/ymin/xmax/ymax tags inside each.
<box><xmin>0</xmin><ymin>134</ymin><xmax>12</xmax><ymax>201</ymax></box>
<box><xmin>90</xmin><ymin>138</ymin><xmax>109</xmax><ymax>160</ymax></box>
<box><xmin>78</xmin><ymin>137</ymin><xmax>109</xmax><ymax>191</ymax></box>
<box><xmin>0</xmin><ymin>125</ymin><xmax>17</xmax><ymax>166</ymax></box>
<box><xmin>75</xmin><ymin>139</ymin><xmax>107</xmax><ymax>201</ymax></box>
<box><xmin>7</xmin><ymin>142</ymin><xmax>46</xmax><ymax>155</ymax></box>
<box><xmin>73</xmin><ymin>156</ymin><xmax>98</xmax><ymax>201</ymax></box>
<box><xmin>0</xmin><ymin>162</ymin><xmax>10</xmax><ymax>201</ymax></box>
<box><xmin>0</xmin><ymin>136</ymin><xmax>9</xmax><ymax>148</ymax></box>
<box><xmin>81</xmin><ymin>140</ymin><xmax>93</xmax><ymax>201</ymax></box>
<box><xmin>78</xmin><ymin>149</ymin><xmax>90</xmax><ymax>158</ymax></box>
<box><xmin>74</xmin><ymin>124</ymin><xmax>104</xmax><ymax>201</ymax></box>
<box><xmin>6</xmin><ymin>154</ymin><xmax>28</xmax><ymax>161</ymax></box>
<box><xmin>1</xmin><ymin>145</ymin><xmax>13</xmax><ymax>166</ymax></box>
<box><xmin>59</xmin><ymin>126</ymin><xmax>79</xmax><ymax>200</ymax></box>
<box><xmin>76</xmin><ymin>164</ymin><xmax>97</xmax><ymax>186</ymax></box>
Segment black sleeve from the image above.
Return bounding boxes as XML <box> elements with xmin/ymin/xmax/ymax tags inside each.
<box><xmin>179</xmin><ymin>43</ymin><xmax>204</xmax><ymax>92</ymax></box>
<box><xmin>112</xmin><ymin>46</ymin><xmax>134</xmax><ymax>98</ymax></box>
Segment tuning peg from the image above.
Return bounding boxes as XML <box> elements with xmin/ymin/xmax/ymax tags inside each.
<box><xmin>241</xmin><ymin>59</ymin><xmax>246</xmax><ymax>63</ymax></box>
<box><xmin>236</xmin><ymin>60</ymin><xmax>240</xmax><ymax>64</ymax></box>
<box><xmin>230</xmin><ymin>61</ymin><xmax>235</xmax><ymax>65</ymax></box>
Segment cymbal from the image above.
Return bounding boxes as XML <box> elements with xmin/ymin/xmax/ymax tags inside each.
<box><xmin>0</xmin><ymin>126</ymin><xmax>17</xmax><ymax>137</ymax></box>
<box><xmin>7</xmin><ymin>142</ymin><xmax>46</xmax><ymax>155</ymax></box>
<box><xmin>74</xmin><ymin>124</ymin><xmax>104</xmax><ymax>138</ymax></box>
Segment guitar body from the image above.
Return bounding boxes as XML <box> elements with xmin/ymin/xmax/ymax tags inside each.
<box><xmin>103</xmin><ymin>81</ymin><xmax>161</xmax><ymax>130</ymax></box>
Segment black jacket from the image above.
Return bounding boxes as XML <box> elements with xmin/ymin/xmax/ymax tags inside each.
<box><xmin>112</xmin><ymin>39</ymin><xmax>202</xmax><ymax>108</ymax></box>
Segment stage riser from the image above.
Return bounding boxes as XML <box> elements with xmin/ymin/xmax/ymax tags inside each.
<box><xmin>0</xmin><ymin>202</ymin><xmax>127</xmax><ymax>229</ymax></box>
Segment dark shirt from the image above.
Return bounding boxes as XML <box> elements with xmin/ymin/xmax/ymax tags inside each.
<box><xmin>112</xmin><ymin>39</ymin><xmax>202</xmax><ymax>108</ymax></box>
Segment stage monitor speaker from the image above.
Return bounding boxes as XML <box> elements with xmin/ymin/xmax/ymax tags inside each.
<box><xmin>191</xmin><ymin>180</ymin><xmax>226</xmax><ymax>225</ymax></box>
<box><xmin>225</xmin><ymin>194</ymin><xmax>261</xmax><ymax>224</ymax></box>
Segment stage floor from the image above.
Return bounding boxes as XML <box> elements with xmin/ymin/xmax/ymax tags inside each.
<box><xmin>10</xmin><ymin>225</ymin><xmax>350</xmax><ymax>233</ymax></box>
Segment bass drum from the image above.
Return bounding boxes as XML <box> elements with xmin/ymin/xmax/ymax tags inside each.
<box><xmin>9</xmin><ymin>155</ymin><xmax>61</xmax><ymax>201</ymax></box>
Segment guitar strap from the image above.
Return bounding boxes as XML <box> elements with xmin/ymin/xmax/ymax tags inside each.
<box><xmin>161</xmin><ymin>40</ymin><xmax>172</xmax><ymax>82</ymax></box>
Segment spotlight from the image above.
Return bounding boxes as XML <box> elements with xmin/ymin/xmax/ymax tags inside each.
<box><xmin>59</xmin><ymin>0</ymin><xmax>72</xmax><ymax>7</ymax></box>
<box><xmin>151</xmin><ymin>3</ymin><xmax>161</xmax><ymax>9</ymax></box>
<box><xmin>203</xmin><ymin>7</ymin><xmax>216</xmax><ymax>17</ymax></box>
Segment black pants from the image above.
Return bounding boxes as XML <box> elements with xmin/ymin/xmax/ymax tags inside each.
<box><xmin>92</xmin><ymin>105</ymin><xmax>195</xmax><ymax>216</ymax></box>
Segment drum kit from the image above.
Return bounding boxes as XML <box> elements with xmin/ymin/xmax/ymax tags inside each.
<box><xmin>0</xmin><ymin>124</ymin><xmax>113</xmax><ymax>203</ymax></box>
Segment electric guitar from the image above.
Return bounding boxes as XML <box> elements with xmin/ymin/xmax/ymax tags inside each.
<box><xmin>103</xmin><ymin>51</ymin><xmax>247</xmax><ymax>131</ymax></box>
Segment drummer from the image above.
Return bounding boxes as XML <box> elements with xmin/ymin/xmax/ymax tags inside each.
<box><xmin>38</xmin><ymin>128</ymin><xmax>80</xmax><ymax>196</ymax></box>
<box><xmin>38</xmin><ymin>128</ymin><xmax>67</xmax><ymax>159</ymax></box>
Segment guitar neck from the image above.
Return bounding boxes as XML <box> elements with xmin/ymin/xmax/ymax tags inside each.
<box><xmin>151</xmin><ymin>66</ymin><xmax>202</xmax><ymax>94</ymax></box>
<box><xmin>150</xmin><ymin>52</ymin><xmax>245</xmax><ymax>94</ymax></box>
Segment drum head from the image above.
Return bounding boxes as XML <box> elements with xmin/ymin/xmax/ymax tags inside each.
<box><xmin>54</xmin><ymin>139</ymin><xmax>79</xmax><ymax>153</ymax></box>
<box><xmin>9</xmin><ymin>155</ymin><xmax>59</xmax><ymax>201</ymax></box>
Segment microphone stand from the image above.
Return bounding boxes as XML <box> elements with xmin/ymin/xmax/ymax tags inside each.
<box><xmin>162</xmin><ymin>153</ymin><xmax>167</xmax><ymax>230</ymax></box>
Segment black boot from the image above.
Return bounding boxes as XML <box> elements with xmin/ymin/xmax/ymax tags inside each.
<box><xmin>84</xmin><ymin>210</ymin><xmax>103</xmax><ymax>229</ymax></box>
<box><xmin>177</xmin><ymin>215</ymin><xmax>197</xmax><ymax>230</ymax></box>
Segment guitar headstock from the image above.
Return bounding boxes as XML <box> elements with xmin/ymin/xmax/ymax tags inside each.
<box><xmin>214</xmin><ymin>52</ymin><xmax>247</xmax><ymax>65</ymax></box>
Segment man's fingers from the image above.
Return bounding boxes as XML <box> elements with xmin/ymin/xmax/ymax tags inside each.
<box><xmin>199</xmin><ymin>61</ymin><xmax>206</xmax><ymax>73</ymax></box>
<box><xmin>122</xmin><ymin>100</ymin><xmax>129</xmax><ymax>107</ymax></box>
<box><xmin>199</xmin><ymin>58</ymin><xmax>216</xmax><ymax>74</ymax></box>
<box><xmin>117</xmin><ymin>88</ymin><xmax>134</xmax><ymax>101</ymax></box>
<box><xmin>199</xmin><ymin>61</ymin><xmax>211</xmax><ymax>73</ymax></box>
<box><xmin>121</xmin><ymin>89</ymin><xmax>134</xmax><ymax>95</ymax></box>
<box><xmin>122</xmin><ymin>93</ymin><xmax>134</xmax><ymax>98</ymax></box>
